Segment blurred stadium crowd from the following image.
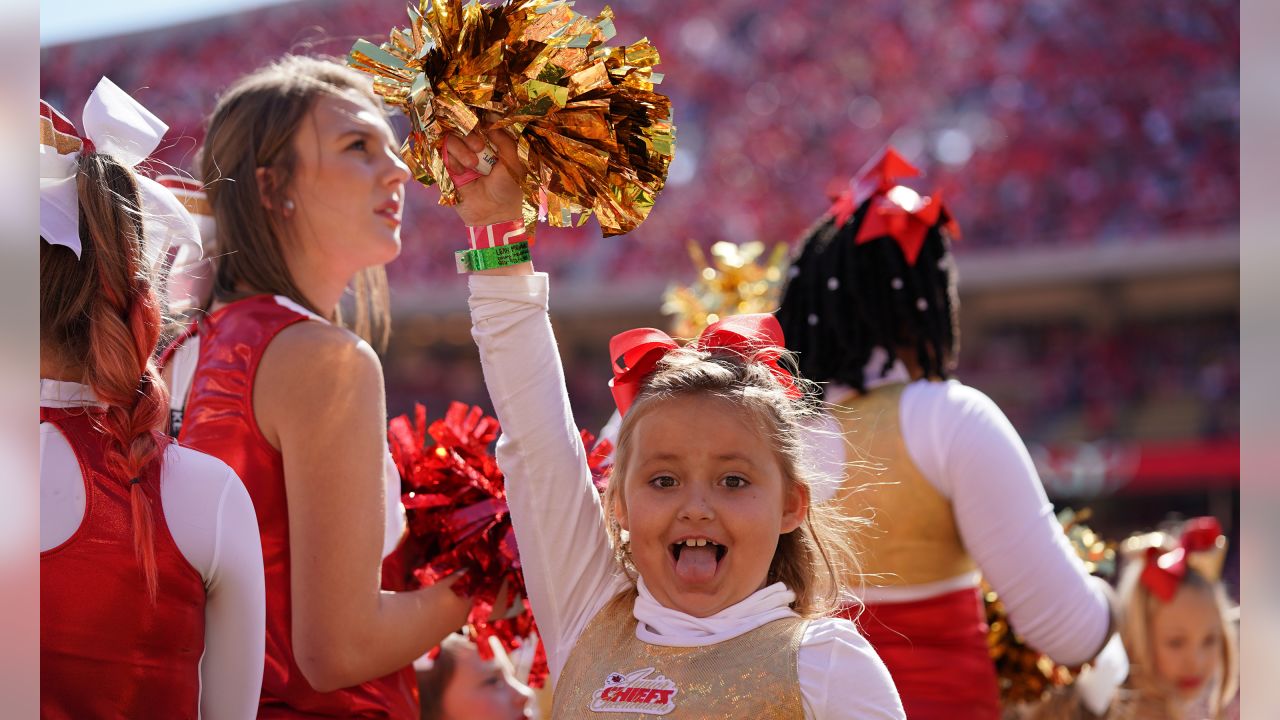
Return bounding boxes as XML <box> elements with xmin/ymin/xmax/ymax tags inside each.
<box><xmin>41</xmin><ymin>0</ymin><xmax>1239</xmax><ymax>454</ymax></box>
<box><xmin>41</xmin><ymin>0</ymin><xmax>1238</xmax><ymax>269</ymax></box>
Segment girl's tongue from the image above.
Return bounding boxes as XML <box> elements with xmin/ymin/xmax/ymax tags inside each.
<box><xmin>675</xmin><ymin>545</ymin><xmax>719</xmax><ymax>584</ymax></box>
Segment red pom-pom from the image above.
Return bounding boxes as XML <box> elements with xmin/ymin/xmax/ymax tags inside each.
<box><xmin>580</xmin><ymin>429</ymin><xmax>614</xmax><ymax>493</ymax></box>
<box><xmin>386</xmin><ymin>402</ymin><xmax>549</xmax><ymax>686</ymax></box>
<box><xmin>386</xmin><ymin>404</ymin><xmax>620</xmax><ymax>688</ymax></box>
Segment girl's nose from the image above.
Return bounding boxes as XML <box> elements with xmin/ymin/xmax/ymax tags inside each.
<box><xmin>1195</xmin><ymin>646</ymin><xmax>1216</xmax><ymax>672</ymax></box>
<box><xmin>383</xmin><ymin>149</ymin><xmax>411</xmax><ymax>186</ymax></box>
<box><xmin>677</xmin><ymin>488</ymin><xmax>715</xmax><ymax>521</ymax></box>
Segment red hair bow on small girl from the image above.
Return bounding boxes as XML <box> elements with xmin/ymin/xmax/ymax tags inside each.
<box><xmin>608</xmin><ymin>313</ymin><xmax>800</xmax><ymax>416</ymax></box>
<box><xmin>1140</xmin><ymin>516</ymin><xmax>1227</xmax><ymax>602</ymax></box>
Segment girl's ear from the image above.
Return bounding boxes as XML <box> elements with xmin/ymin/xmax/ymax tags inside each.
<box><xmin>613</xmin><ymin>492</ymin><xmax>630</xmax><ymax>532</ymax></box>
<box><xmin>255</xmin><ymin>166</ymin><xmax>278</xmax><ymax>211</ymax></box>
<box><xmin>779</xmin><ymin>481</ymin><xmax>809</xmax><ymax>534</ymax></box>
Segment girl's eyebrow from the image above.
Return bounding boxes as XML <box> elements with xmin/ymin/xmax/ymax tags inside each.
<box><xmin>335</xmin><ymin>120</ymin><xmax>395</xmax><ymax>145</ymax></box>
<box><xmin>643</xmin><ymin>451</ymin><xmax>757</xmax><ymax>463</ymax></box>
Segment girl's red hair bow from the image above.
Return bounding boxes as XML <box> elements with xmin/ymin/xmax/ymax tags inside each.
<box><xmin>608</xmin><ymin>313</ymin><xmax>800</xmax><ymax>416</ymax></box>
<box><xmin>1139</xmin><ymin>516</ymin><xmax>1226</xmax><ymax>602</ymax></box>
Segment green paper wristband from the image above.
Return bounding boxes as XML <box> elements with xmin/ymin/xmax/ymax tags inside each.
<box><xmin>454</xmin><ymin>240</ymin><xmax>532</xmax><ymax>273</ymax></box>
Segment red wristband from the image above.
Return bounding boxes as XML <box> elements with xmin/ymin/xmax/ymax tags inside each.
<box><xmin>467</xmin><ymin>219</ymin><xmax>530</xmax><ymax>249</ymax></box>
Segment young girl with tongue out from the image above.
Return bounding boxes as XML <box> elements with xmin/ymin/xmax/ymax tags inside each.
<box><xmin>442</xmin><ymin>130</ymin><xmax>904</xmax><ymax>718</ymax></box>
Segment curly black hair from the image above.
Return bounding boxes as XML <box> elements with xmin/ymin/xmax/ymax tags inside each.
<box><xmin>776</xmin><ymin>197</ymin><xmax>960</xmax><ymax>394</ymax></box>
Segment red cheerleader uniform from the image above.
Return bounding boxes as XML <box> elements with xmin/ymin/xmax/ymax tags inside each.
<box><xmin>40</xmin><ymin>407</ymin><xmax>205</xmax><ymax>719</ymax></box>
<box><xmin>165</xmin><ymin>294</ymin><xmax>417</xmax><ymax>719</ymax></box>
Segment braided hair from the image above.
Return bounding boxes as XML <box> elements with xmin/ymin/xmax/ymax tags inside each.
<box><xmin>41</xmin><ymin>152</ymin><xmax>171</xmax><ymax>601</ymax></box>
<box><xmin>776</xmin><ymin>195</ymin><xmax>960</xmax><ymax>394</ymax></box>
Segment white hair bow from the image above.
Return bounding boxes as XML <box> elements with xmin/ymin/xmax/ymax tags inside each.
<box><xmin>39</xmin><ymin>77</ymin><xmax>201</xmax><ymax>271</ymax></box>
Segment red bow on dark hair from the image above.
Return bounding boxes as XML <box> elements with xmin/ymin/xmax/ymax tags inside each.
<box><xmin>826</xmin><ymin>146</ymin><xmax>960</xmax><ymax>265</ymax></box>
<box><xmin>1139</xmin><ymin>516</ymin><xmax>1225</xmax><ymax>602</ymax></box>
<box><xmin>608</xmin><ymin>313</ymin><xmax>800</xmax><ymax>416</ymax></box>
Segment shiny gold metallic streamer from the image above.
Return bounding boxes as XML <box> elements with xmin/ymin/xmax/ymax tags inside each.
<box><xmin>661</xmin><ymin>240</ymin><xmax>791</xmax><ymax>339</ymax></box>
<box><xmin>349</xmin><ymin>0</ymin><xmax>676</xmax><ymax>237</ymax></box>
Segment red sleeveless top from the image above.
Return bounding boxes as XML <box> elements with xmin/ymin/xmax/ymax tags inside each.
<box><xmin>40</xmin><ymin>407</ymin><xmax>205</xmax><ymax>719</ymax></box>
<box><xmin>167</xmin><ymin>295</ymin><xmax>418</xmax><ymax>719</ymax></box>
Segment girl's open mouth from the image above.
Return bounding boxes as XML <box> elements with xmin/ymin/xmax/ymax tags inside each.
<box><xmin>670</xmin><ymin>538</ymin><xmax>727</xmax><ymax>584</ymax></box>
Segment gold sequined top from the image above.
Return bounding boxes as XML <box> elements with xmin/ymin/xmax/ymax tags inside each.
<box><xmin>833</xmin><ymin>382</ymin><xmax>978</xmax><ymax>587</ymax></box>
<box><xmin>551</xmin><ymin>589</ymin><xmax>808</xmax><ymax>719</ymax></box>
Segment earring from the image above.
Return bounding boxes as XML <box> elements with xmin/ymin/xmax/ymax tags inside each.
<box><xmin>283</xmin><ymin>199</ymin><xmax>295</xmax><ymax>213</ymax></box>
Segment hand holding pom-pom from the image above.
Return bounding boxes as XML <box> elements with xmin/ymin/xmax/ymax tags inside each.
<box><xmin>443</xmin><ymin>122</ymin><xmax>526</xmax><ymax>228</ymax></box>
<box><xmin>350</xmin><ymin>0</ymin><xmax>676</xmax><ymax>237</ymax></box>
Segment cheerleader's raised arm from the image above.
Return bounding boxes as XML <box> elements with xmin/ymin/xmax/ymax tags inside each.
<box><xmin>452</xmin><ymin>129</ymin><xmax>903</xmax><ymax>717</ymax></box>
<box><xmin>436</xmin><ymin>125</ymin><xmax>630</xmax><ymax>677</ymax></box>
<box><xmin>468</xmin><ymin>271</ymin><xmax>631</xmax><ymax>678</ymax></box>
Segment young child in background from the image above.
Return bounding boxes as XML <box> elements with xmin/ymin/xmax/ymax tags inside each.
<box><xmin>1024</xmin><ymin>516</ymin><xmax>1238</xmax><ymax>720</ymax></box>
<box><xmin>446</xmin><ymin>125</ymin><xmax>903</xmax><ymax>715</ymax></box>
<box><xmin>1113</xmin><ymin>517</ymin><xmax>1238</xmax><ymax>720</ymax></box>
<box><xmin>416</xmin><ymin>634</ymin><xmax>536</xmax><ymax>720</ymax></box>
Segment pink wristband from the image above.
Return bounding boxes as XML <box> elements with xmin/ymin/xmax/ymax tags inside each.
<box><xmin>467</xmin><ymin>219</ymin><xmax>529</xmax><ymax>249</ymax></box>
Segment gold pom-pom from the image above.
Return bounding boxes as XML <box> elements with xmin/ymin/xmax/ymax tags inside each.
<box><xmin>661</xmin><ymin>240</ymin><xmax>790</xmax><ymax>339</ymax></box>
<box><xmin>349</xmin><ymin>0</ymin><xmax>676</xmax><ymax>237</ymax></box>
<box><xmin>986</xmin><ymin>508</ymin><xmax>1117</xmax><ymax>707</ymax></box>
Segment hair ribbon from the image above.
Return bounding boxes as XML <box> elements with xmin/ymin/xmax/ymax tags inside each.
<box><xmin>1139</xmin><ymin>516</ymin><xmax>1227</xmax><ymax>602</ymax></box>
<box><xmin>608</xmin><ymin>313</ymin><xmax>800</xmax><ymax>416</ymax></box>
<box><xmin>825</xmin><ymin>146</ymin><xmax>959</xmax><ymax>265</ymax></box>
<box><xmin>40</xmin><ymin>77</ymin><xmax>201</xmax><ymax>271</ymax></box>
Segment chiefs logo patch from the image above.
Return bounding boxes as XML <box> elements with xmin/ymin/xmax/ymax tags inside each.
<box><xmin>589</xmin><ymin>667</ymin><xmax>678</xmax><ymax>715</ymax></box>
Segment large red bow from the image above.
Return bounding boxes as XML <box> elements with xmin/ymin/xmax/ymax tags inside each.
<box><xmin>826</xmin><ymin>146</ymin><xmax>960</xmax><ymax>265</ymax></box>
<box><xmin>1139</xmin><ymin>516</ymin><xmax>1225</xmax><ymax>602</ymax></box>
<box><xmin>608</xmin><ymin>313</ymin><xmax>800</xmax><ymax>416</ymax></box>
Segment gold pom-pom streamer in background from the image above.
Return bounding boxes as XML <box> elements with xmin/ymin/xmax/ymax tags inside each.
<box><xmin>986</xmin><ymin>508</ymin><xmax>1117</xmax><ymax>709</ymax></box>
<box><xmin>349</xmin><ymin>0</ymin><xmax>676</xmax><ymax>237</ymax></box>
<box><xmin>661</xmin><ymin>240</ymin><xmax>791</xmax><ymax>339</ymax></box>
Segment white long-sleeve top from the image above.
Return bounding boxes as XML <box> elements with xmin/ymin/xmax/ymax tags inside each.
<box><xmin>469</xmin><ymin>273</ymin><xmax>904</xmax><ymax>720</ymax></box>
<box><xmin>41</xmin><ymin>379</ymin><xmax>266</xmax><ymax>720</ymax></box>
<box><xmin>825</xmin><ymin>379</ymin><xmax>1112</xmax><ymax>667</ymax></box>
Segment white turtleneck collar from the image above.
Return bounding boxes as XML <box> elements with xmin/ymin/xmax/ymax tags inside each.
<box><xmin>632</xmin><ymin>577</ymin><xmax>800</xmax><ymax>648</ymax></box>
<box><xmin>40</xmin><ymin>379</ymin><xmax>102</xmax><ymax>408</ymax></box>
